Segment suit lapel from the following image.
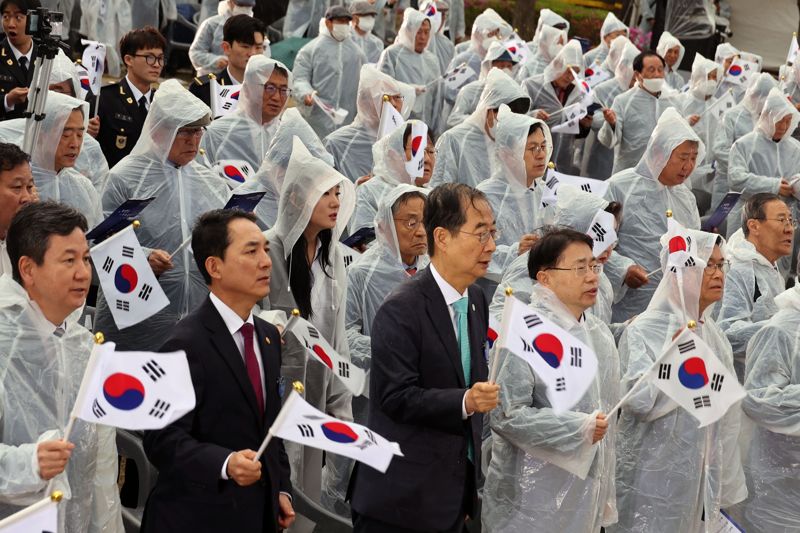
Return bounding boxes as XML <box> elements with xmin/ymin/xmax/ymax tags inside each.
<box><xmin>1</xmin><ymin>41</ymin><xmax>27</xmax><ymax>86</ymax></box>
<box><xmin>466</xmin><ymin>288</ymin><xmax>486</xmax><ymax>384</ymax></box>
<box><xmin>420</xmin><ymin>268</ymin><xmax>466</xmax><ymax>388</ymax></box>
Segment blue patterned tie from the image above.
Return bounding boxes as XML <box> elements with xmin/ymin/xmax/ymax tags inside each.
<box><xmin>453</xmin><ymin>296</ymin><xmax>473</xmax><ymax>462</ymax></box>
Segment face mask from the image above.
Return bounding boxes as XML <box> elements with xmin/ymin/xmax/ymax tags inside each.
<box><xmin>641</xmin><ymin>77</ymin><xmax>664</xmax><ymax>93</ymax></box>
<box><xmin>331</xmin><ymin>23</ymin><xmax>351</xmax><ymax>41</ymax></box>
<box><xmin>700</xmin><ymin>79</ymin><xmax>717</xmax><ymax>96</ymax></box>
<box><xmin>357</xmin><ymin>16</ymin><xmax>375</xmax><ymax>32</ymax></box>
<box><xmin>231</xmin><ymin>5</ymin><xmax>253</xmax><ymax>16</ymax></box>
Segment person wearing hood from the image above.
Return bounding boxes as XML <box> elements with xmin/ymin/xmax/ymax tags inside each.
<box><xmin>515</xmin><ymin>25</ymin><xmax>566</xmax><ymax>82</ymax></box>
<box><xmin>378</xmin><ymin>8</ymin><xmax>444</xmax><ymax>135</ymax></box>
<box><xmin>527</xmin><ymin>8</ymin><xmax>570</xmax><ymax>53</ymax></box>
<box><xmin>201</xmin><ymin>56</ymin><xmax>291</xmax><ymax>172</ymax></box>
<box><xmin>346</xmin><ymin>184</ymin><xmax>429</xmax><ymax>423</ymax></box>
<box><xmin>351</xmin><ymin>120</ymin><xmax>435</xmax><ymax>234</ymax></box>
<box><xmin>599</xmin><ymin>50</ymin><xmax>682</xmax><ymax>175</ymax></box>
<box><xmin>283</xmin><ymin>0</ymin><xmax>326</xmax><ymax>38</ymax></box>
<box><xmin>0</xmin><ymin>202</ymin><xmax>123</xmax><ymax>533</ymax></box>
<box><xmin>430</xmin><ymin>68</ymin><xmax>530</xmax><ymax>188</ymax></box>
<box><xmin>448</xmin><ymin>41</ymin><xmax>519</xmax><ymax>129</ymax></box>
<box><xmin>483</xmin><ymin>228</ymin><xmax>619</xmax><ymax>532</ymax></box>
<box><xmin>350</xmin><ymin>1</ymin><xmax>384</xmax><ymax>64</ymax></box>
<box><xmin>727</xmin><ymin>87</ymin><xmax>799</xmax><ymax>239</ymax></box>
<box><xmin>656</xmin><ymin>31</ymin><xmax>686</xmax><ymax>89</ymax></box>
<box><xmin>604</xmin><ymin>108</ymin><xmax>702</xmax><ymax>322</ymax></box>
<box><xmin>525</xmin><ymin>40</ymin><xmax>590</xmax><ymax>175</ymax></box>
<box><xmin>233</xmin><ymin>108</ymin><xmax>332</xmax><ymax>229</ymax></box>
<box><xmin>583</xmin><ymin>12</ymin><xmax>628</xmax><ymax>69</ymax></box>
<box><xmin>0</xmin><ymin>143</ymin><xmax>34</xmax><ymax>277</ymax></box>
<box><xmin>189</xmin><ymin>0</ymin><xmax>264</xmax><ymax>77</ymax></box>
<box><xmin>711</xmin><ymin>73</ymin><xmax>776</xmax><ymax>214</ymax></box>
<box><xmin>446</xmin><ymin>8</ymin><xmax>511</xmax><ymax>91</ymax></box>
<box><xmin>714</xmin><ymin>43</ymin><xmax>755</xmax><ymax>101</ymax></box>
<box><xmin>261</xmin><ymin>137</ymin><xmax>356</xmax><ymax>527</ymax></box>
<box><xmin>98</xmin><ymin>80</ymin><xmax>229</xmax><ymax>351</ymax></box>
<box><xmin>717</xmin><ymin>193</ymin><xmax>792</xmax><ymax>381</ymax></box>
<box><xmin>610</xmin><ymin>230</ymin><xmax>746</xmax><ymax>533</ymax></box>
<box><xmin>421</xmin><ymin>0</ymin><xmax>455</xmax><ymax>75</ymax></box>
<box><xmin>293</xmin><ymin>6</ymin><xmax>366</xmax><ymax>139</ymax></box>
<box><xmin>736</xmin><ymin>280</ymin><xmax>800</xmax><ymax>531</ymax></box>
<box><xmin>324</xmin><ymin>65</ymin><xmax>416</xmax><ymax>183</ymax></box>
<box><xmin>477</xmin><ymin>106</ymin><xmax>552</xmax><ymax>276</ymax></box>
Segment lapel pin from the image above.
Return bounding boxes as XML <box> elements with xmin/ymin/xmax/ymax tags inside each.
<box><xmin>126</xmin><ymin>97</ymin><xmax>133</xmax><ymax>104</ymax></box>
<box><xmin>471</xmin><ymin>303</ymin><xmax>475</xmax><ymax>311</ymax></box>
<box><xmin>6</xmin><ymin>59</ymin><xmax>12</xmax><ymax>66</ymax></box>
<box><xmin>265</xmin><ymin>337</ymin><xmax>271</xmax><ymax>345</ymax></box>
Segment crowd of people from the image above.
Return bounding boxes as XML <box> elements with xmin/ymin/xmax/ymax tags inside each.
<box><xmin>1</xmin><ymin>0</ymin><xmax>800</xmax><ymax>531</ymax></box>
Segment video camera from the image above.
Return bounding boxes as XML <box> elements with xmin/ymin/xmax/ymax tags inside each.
<box><xmin>24</xmin><ymin>7</ymin><xmax>64</xmax><ymax>42</ymax></box>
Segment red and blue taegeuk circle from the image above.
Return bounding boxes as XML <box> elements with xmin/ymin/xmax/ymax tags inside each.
<box><xmin>728</xmin><ymin>64</ymin><xmax>742</xmax><ymax>76</ymax></box>
<box><xmin>321</xmin><ymin>421</ymin><xmax>359</xmax><ymax>443</ymax></box>
<box><xmin>533</xmin><ymin>333</ymin><xmax>563</xmax><ymax>369</ymax></box>
<box><xmin>411</xmin><ymin>135</ymin><xmax>423</xmax><ymax>157</ymax></box>
<box><xmin>114</xmin><ymin>264</ymin><xmax>138</xmax><ymax>293</ymax></box>
<box><xmin>103</xmin><ymin>373</ymin><xmax>145</xmax><ymax>410</ymax></box>
<box><xmin>223</xmin><ymin>165</ymin><xmax>246</xmax><ymax>183</ymax></box>
<box><xmin>678</xmin><ymin>357</ymin><xmax>709</xmax><ymax>389</ymax></box>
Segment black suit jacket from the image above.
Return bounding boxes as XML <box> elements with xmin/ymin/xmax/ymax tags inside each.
<box><xmin>97</xmin><ymin>79</ymin><xmax>150</xmax><ymax>168</ymax></box>
<box><xmin>350</xmin><ymin>267</ymin><xmax>489</xmax><ymax>531</ymax></box>
<box><xmin>0</xmin><ymin>38</ymin><xmax>36</xmax><ymax>120</ymax></box>
<box><xmin>142</xmin><ymin>296</ymin><xmax>292</xmax><ymax>533</ymax></box>
<box><xmin>188</xmin><ymin>69</ymin><xmax>235</xmax><ymax>110</ymax></box>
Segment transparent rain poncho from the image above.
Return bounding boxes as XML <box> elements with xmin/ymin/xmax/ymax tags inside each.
<box><xmin>350</xmin><ymin>119</ymin><xmax>425</xmax><ymax>234</ymax></box>
<box><xmin>0</xmin><ymin>275</ymin><xmax>122</xmax><ymax>533</ymax></box>
<box><xmin>528</xmin><ymin>8</ymin><xmax>570</xmax><ymax>51</ymax></box>
<box><xmin>283</xmin><ymin>0</ymin><xmax>326</xmax><ymax>38</ymax></box>
<box><xmin>261</xmin><ymin>137</ymin><xmax>356</xmax><ymax>517</ymax></box>
<box><xmin>98</xmin><ymin>80</ymin><xmax>229</xmax><ymax>351</ymax></box>
<box><xmin>727</xmin><ymin>87</ymin><xmax>800</xmax><ymax>238</ymax></box>
<box><xmin>345</xmin><ymin>183</ymin><xmax>429</xmax><ymax>423</ymax></box>
<box><xmin>716</xmin><ymin>229</ymin><xmax>785</xmax><ymax>381</ymax></box>
<box><xmin>201</xmin><ymin>56</ymin><xmax>292</xmax><ymax>171</ymax></box>
<box><xmin>79</xmin><ymin>0</ymin><xmax>131</xmax><ymax>78</ymax></box>
<box><xmin>604</xmin><ymin>108</ymin><xmax>703</xmax><ymax>322</ymax></box>
<box><xmin>515</xmin><ymin>25</ymin><xmax>566</xmax><ymax>82</ymax></box>
<box><xmin>583</xmin><ymin>12</ymin><xmax>627</xmax><ymax>68</ymax></box>
<box><xmin>477</xmin><ymin>105</ymin><xmax>552</xmax><ymax>276</ymax></box>
<box><xmin>292</xmin><ymin>23</ymin><xmax>366</xmax><ymax>138</ymax></box>
<box><xmin>446</xmin><ymin>8</ymin><xmax>512</xmax><ymax>85</ymax></box>
<box><xmin>421</xmin><ymin>0</ymin><xmax>455</xmax><ymax>74</ymax></box>
<box><xmin>713</xmin><ymin>42</ymin><xmax>749</xmax><ymax>101</ymax></box>
<box><xmin>352</xmin><ymin>23</ymin><xmax>385</xmax><ymax>64</ymax></box>
<box><xmin>656</xmin><ymin>31</ymin><xmax>686</xmax><ymax>90</ymax></box>
<box><xmin>524</xmin><ymin>40</ymin><xmax>585</xmax><ymax>175</ymax></box>
<box><xmin>610</xmin><ymin>230</ymin><xmax>746</xmax><ymax>533</ymax></box>
<box><xmin>324</xmin><ymin>65</ymin><xmax>416</xmax><ymax>183</ymax></box>
<box><xmin>483</xmin><ymin>283</ymin><xmax>620</xmax><ymax>532</ymax></box>
<box><xmin>735</xmin><ymin>284</ymin><xmax>800</xmax><ymax>531</ymax></box>
<box><xmin>378</xmin><ymin>9</ymin><xmax>444</xmax><ymax>135</ymax></box>
<box><xmin>188</xmin><ymin>9</ymin><xmax>230</xmax><ymax>76</ymax></box>
<box><xmin>232</xmin><ymin>107</ymin><xmax>332</xmax><ymax>229</ymax></box>
<box><xmin>430</xmin><ymin>68</ymin><xmax>528</xmax><ymax>188</ymax></box>
<box><xmin>663</xmin><ymin>0</ymin><xmax>715</xmax><ymax>40</ymax></box>
<box><xmin>596</xmin><ymin>35</ymin><xmax>636</xmax><ymax>82</ymax></box>
<box><xmin>51</xmin><ymin>50</ymin><xmax>88</xmax><ymax>101</ymax></box>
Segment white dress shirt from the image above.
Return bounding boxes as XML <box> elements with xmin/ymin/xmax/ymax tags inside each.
<box><xmin>4</xmin><ymin>41</ymin><xmax>32</xmax><ymax>112</ymax></box>
<box><xmin>0</xmin><ymin>241</ymin><xmax>11</xmax><ymax>278</ymax></box>
<box><xmin>125</xmin><ymin>75</ymin><xmax>152</xmax><ymax>111</ymax></box>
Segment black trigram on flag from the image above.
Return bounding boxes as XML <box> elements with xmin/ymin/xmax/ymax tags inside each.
<box><xmin>241</xmin><ymin>164</ymin><xmax>251</xmax><ymax>175</ymax></box>
<box><xmin>307</xmin><ymin>326</ymin><xmax>320</xmax><ymax>339</ymax></box>
<box><xmin>149</xmin><ymin>399</ymin><xmax>171</xmax><ymax>418</ymax></box>
<box><xmin>297</xmin><ymin>424</ymin><xmax>314</xmax><ymax>437</ymax></box>
<box><xmin>684</xmin><ymin>257</ymin><xmax>696</xmax><ymax>267</ymax></box>
<box><xmin>116</xmin><ymin>300</ymin><xmax>130</xmax><ymax>312</ymax></box>
<box><xmin>693</xmin><ymin>395</ymin><xmax>711</xmax><ymax>409</ymax></box>
<box><xmin>710</xmin><ymin>373</ymin><xmax>724</xmax><ymax>392</ymax></box>
<box><xmin>92</xmin><ymin>399</ymin><xmax>106</xmax><ymax>418</ymax></box>
<box><xmin>555</xmin><ymin>377</ymin><xmax>566</xmax><ymax>392</ymax></box>
<box><xmin>591</xmin><ymin>222</ymin><xmax>606</xmax><ymax>242</ymax></box>
<box><xmin>364</xmin><ymin>428</ymin><xmax>377</xmax><ymax>443</ymax></box>
<box><xmin>658</xmin><ymin>363</ymin><xmax>671</xmax><ymax>380</ymax></box>
<box><xmin>102</xmin><ymin>257</ymin><xmax>114</xmax><ymax>273</ymax></box>
<box><xmin>570</xmin><ymin>347</ymin><xmax>582</xmax><ymax>368</ymax></box>
<box><xmin>219</xmin><ymin>88</ymin><xmax>232</xmax><ymax>97</ymax></box>
<box><xmin>521</xmin><ymin>337</ymin><xmax>535</xmax><ymax>353</ymax></box>
<box><xmin>122</xmin><ymin>245</ymin><xmax>134</xmax><ymax>258</ymax></box>
<box><xmin>524</xmin><ymin>314</ymin><xmax>543</xmax><ymax>329</ymax></box>
<box><xmin>138</xmin><ymin>283</ymin><xmax>153</xmax><ymax>301</ymax></box>
<box><xmin>343</xmin><ymin>254</ymin><xmax>354</xmax><ymax>268</ymax></box>
<box><xmin>338</xmin><ymin>361</ymin><xmax>350</xmax><ymax>378</ymax></box>
<box><xmin>143</xmin><ymin>359</ymin><xmax>166</xmax><ymax>382</ymax></box>
<box><xmin>678</xmin><ymin>339</ymin><xmax>696</xmax><ymax>354</ymax></box>
<box><xmin>546</xmin><ymin>176</ymin><xmax>559</xmax><ymax>189</ymax></box>
<box><xmin>580</xmin><ymin>183</ymin><xmax>592</xmax><ymax>193</ymax></box>
<box><xmin>222</xmin><ymin>101</ymin><xmax>234</xmax><ymax>110</ymax></box>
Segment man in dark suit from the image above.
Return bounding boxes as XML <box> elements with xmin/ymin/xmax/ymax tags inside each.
<box><xmin>0</xmin><ymin>0</ymin><xmax>39</xmax><ymax>120</ymax></box>
<box><xmin>142</xmin><ymin>209</ymin><xmax>295</xmax><ymax>533</ymax></box>
<box><xmin>350</xmin><ymin>183</ymin><xmax>501</xmax><ymax>532</ymax></box>
<box><xmin>96</xmin><ymin>26</ymin><xmax>165</xmax><ymax>168</ymax></box>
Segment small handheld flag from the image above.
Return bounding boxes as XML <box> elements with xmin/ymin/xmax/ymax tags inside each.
<box><xmin>211</xmin><ymin>80</ymin><xmax>242</xmax><ymax>118</ymax></box>
<box><xmin>442</xmin><ymin>62</ymin><xmax>476</xmax><ymax>92</ymax></box>
<box><xmin>586</xmin><ymin>210</ymin><xmax>617</xmax><ymax>257</ymax></box>
<box><xmin>312</xmin><ymin>93</ymin><xmax>349</xmax><ymax>126</ymax></box>
<box><xmin>80</xmin><ymin>39</ymin><xmax>106</xmax><ymax>96</ymax></box>
<box><xmin>788</xmin><ymin>32</ymin><xmax>799</xmax><ymax>65</ymax></box>
<box><xmin>541</xmin><ymin>168</ymin><xmax>609</xmax><ymax>206</ymax></box>
<box><xmin>0</xmin><ymin>493</ymin><xmax>60</xmax><ymax>533</ymax></box>
<box><xmin>725</xmin><ymin>57</ymin><xmax>758</xmax><ymax>87</ymax></box>
<box><xmin>550</xmin><ymin>102</ymin><xmax>587</xmax><ymax>135</ymax></box>
<box><xmin>377</xmin><ymin>97</ymin><xmax>405</xmax><ymax>140</ymax></box>
<box><xmin>404</xmin><ymin>121</ymin><xmax>428</xmax><ymax>179</ymax></box>
<box><xmin>213</xmin><ymin>159</ymin><xmax>253</xmax><ymax>187</ymax></box>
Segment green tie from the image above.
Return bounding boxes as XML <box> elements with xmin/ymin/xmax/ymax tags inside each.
<box><xmin>453</xmin><ymin>296</ymin><xmax>473</xmax><ymax>463</ymax></box>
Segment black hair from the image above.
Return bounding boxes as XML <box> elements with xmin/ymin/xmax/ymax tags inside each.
<box><xmin>192</xmin><ymin>209</ymin><xmax>257</xmax><ymax>285</ymax></box>
<box><xmin>391</xmin><ymin>190</ymin><xmax>427</xmax><ymax>216</ymax></box>
<box><xmin>604</xmin><ymin>201</ymin><xmax>623</xmax><ymax>225</ymax></box>
<box><xmin>0</xmin><ymin>142</ymin><xmax>29</xmax><ymax>172</ymax></box>
<box><xmin>222</xmin><ymin>14</ymin><xmax>266</xmax><ymax>45</ymax></box>
<box><xmin>402</xmin><ymin>123</ymin><xmax>436</xmax><ymax>148</ymax></box>
<box><xmin>527</xmin><ymin>228</ymin><xmax>593</xmax><ymax>279</ymax></box>
<box><xmin>0</xmin><ymin>0</ymin><xmax>40</xmax><ymax>13</ymax></box>
<box><xmin>633</xmin><ymin>50</ymin><xmax>666</xmax><ymax>73</ymax></box>
<box><xmin>289</xmin><ymin>230</ymin><xmax>333</xmax><ymax>319</ymax></box>
<box><xmin>507</xmin><ymin>96</ymin><xmax>531</xmax><ymax>115</ymax></box>
<box><xmin>424</xmin><ymin>183</ymin><xmax>489</xmax><ymax>258</ymax></box>
<box><xmin>7</xmin><ymin>201</ymin><xmax>87</xmax><ymax>283</ymax></box>
<box><xmin>527</xmin><ymin>122</ymin><xmax>544</xmax><ymax>137</ymax></box>
<box><xmin>273</xmin><ymin>65</ymin><xmax>289</xmax><ymax>79</ymax></box>
<box><xmin>742</xmin><ymin>192</ymin><xmax>784</xmax><ymax>237</ymax></box>
<box><xmin>119</xmin><ymin>26</ymin><xmax>166</xmax><ymax>58</ymax></box>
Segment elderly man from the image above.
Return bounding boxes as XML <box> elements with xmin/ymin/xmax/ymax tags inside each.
<box><xmin>201</xmin><ymin>56</ymin><xmax>291</xmax><ymax>172</ymax></box>
<box><xmin>583</xmin><ymin>11</ymin><xmax>627</xmax><ymax>68</ymax></box>
<box><xmin>421</xmin><ymin>0</ymin><xmax>455</xmax><ymax>74</ymax></box>
<box><xmin>98</xmin><ymin>80</ymin><xmax>229</xmax><ymax>351</ymax></box>
<box><xmin>604</xmin><ymin>108</ymin><xmax>702</xmax><ymax>322</ymax></box>
<box><xmin>656</xmin><ymin>31</ymin><xmax>686</xmax><ymax>90</ymax></box>
<box><xmin>293</xmin><ymin>5</ymin><xmax>365</xmax><ymax>138</ymax></box>
<box><xmin>350</xmin><ymin>1</ymin><xmax>383</xmax><ymax>64</ymax></box>
<box><xmin>188</xmin><ymin>0</ymin><xmax>262</xmax><ymax>76</ymax></box>
<box><xmin>0</xmin><ymin>201</ymin><xmax>122</xmax><ymax>532</ymax></box>
<box><xmin>0</xmin><ymin>142</ymin><xmax>34</xmax><ymax>276</ymax></box>
<box><xmin>717</xmin><ymin>193</ymin><xmax>793</xmax><ymax>381</ymax></box>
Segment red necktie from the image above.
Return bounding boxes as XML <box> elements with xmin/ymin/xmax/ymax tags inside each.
<box><xmin>239</xmin><ymin>323</ymin><xmax>264</xmax><ymax>413</ymax></box>
<box><xmin>405</xmin><ymin>266</ymin><xmax>417</xmax><ymax>275</ymax></box>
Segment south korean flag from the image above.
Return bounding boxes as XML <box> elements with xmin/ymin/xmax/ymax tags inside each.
<box><xmin>497</xmin><ymin>295</ymin><xmax>598</xmax><ymax>414</ymax></box>
<box><xmin>90</xmin><ymin>224</ymin><xmax>169</xmax><ymax>329</ymax></box>
<box><xmin>665</xmin><ymin>217</ymin><xmax>699</xmax><ymax>271</ymax></box>
<box><xmin>403</xmin><ymin>121</ymin><xmax>428</xmax><ymax>179</ymax></box>
<box><xmin>211</xmin><ymin>80</ymin><xmax>242</xmax><ymax>118</ymax></box>
<box><xmin>586</xmin><ymin>210</ymin><xmax>617</xmax><ymax>257</ymax></box>
<box><xmin>649</xmin><ymin>329</ymin><xmax>745</xmax><ymax>427</ymax></box>
<box><xmin>443</xmin><ymin>62</ymin><xmax>477</xmax><ymax>92</ymax></box>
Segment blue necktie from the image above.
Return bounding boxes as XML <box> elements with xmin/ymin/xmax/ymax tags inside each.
<box><xmin>453</xmin><ymin>297</ymin><xmax>473</xmax><ymax>463</ymax></box>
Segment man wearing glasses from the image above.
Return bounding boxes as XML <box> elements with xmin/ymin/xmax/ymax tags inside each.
<box><xmin>717</xmin><ymin>193</ymin><xmax>794</xmax><ymax>382</ymax></box>
<box><xmin>0</xmin><ymin>0</ymin><xmax>39</xmax><ymax>120</ymax></box>
<box><xmin>96</xmin><ymin>26</ymin><xmax>166</xmax><ymax>168</ymax></box>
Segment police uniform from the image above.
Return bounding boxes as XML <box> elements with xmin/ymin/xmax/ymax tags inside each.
<box><xmin>97</xmin><ymin>79</ymin><xmax>152</xmax><ymax>168</ymax></box>
<box><xmin>0</xmin><ymin>38</ymin><xmax>37</xmax><ymax>120</ymax></box>
<box><xmin>187</xmin><ymin>69</ymin><xmax>235</xmax><ymax>112</ymax></box>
